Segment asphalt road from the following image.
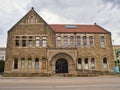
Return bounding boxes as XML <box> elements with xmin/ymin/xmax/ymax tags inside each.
<box><xmin>0</xmin><ymin>77</ymin><xmax>120</xmax><ymax>90</ymax></box>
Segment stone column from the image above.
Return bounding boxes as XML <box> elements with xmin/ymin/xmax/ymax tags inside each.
<box><xmin>32</xmin><ymin>58</ymin><xmax>34</xmax><ymax>70</ymax></box>
<box><xmin>88</xmin><ymin>58</ymin><xmax>91</xmax><ymax>69</ymax></box>
<box><xmin>18</xmin><ymin>59</ymin><xmax>21</xmax><ymax>70</ymax></box>
<box><xmin>82</xmin><ymin>58</ymin><xmax>84</xmax><ymax>69</ymax></box>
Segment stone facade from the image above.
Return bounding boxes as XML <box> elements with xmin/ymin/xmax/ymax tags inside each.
<box><xmin>4</xmin><ymin>8</ymin><xmax>115</xmax><ymax>77</ymax></box>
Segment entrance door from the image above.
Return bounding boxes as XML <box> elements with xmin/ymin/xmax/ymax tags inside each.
<box><xmin>56</xmin><ymin>58</ymin><xmax>68</xmax><ymax>73</ymax></box>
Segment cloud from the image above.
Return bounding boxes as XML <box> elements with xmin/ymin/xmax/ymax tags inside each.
<box><xmin>0</xmin><ymin>0</ymin><xmax>120</xmax><ymax>46</ymax></box>
<box><xmin>103</xmin><ymin>0</ymin><xmax>120</xmax><ymax>8</ymax></box>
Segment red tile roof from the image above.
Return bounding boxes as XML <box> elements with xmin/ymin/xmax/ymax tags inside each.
<box><xmin>49</xmin><ymin>24</ymin><xmax>110</xmax><ymax>33</ymax></box>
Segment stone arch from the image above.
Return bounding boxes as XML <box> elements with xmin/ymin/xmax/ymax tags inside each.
<box><xmin>50</xmin><ymin>53</ymin><xmax>75</xmax><ymax>74</ymax></box>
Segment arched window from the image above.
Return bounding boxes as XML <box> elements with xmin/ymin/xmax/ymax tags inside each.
<box><xmin>27</xmin><ymin>15</ymin><xmax>37</xmax><ymax>23</ymax></box>
<box><xmin>103</xmin><ymin>57</ymin><xmax>108</xmax><ymax>68</ymax></box>
<box><xmin>35</xmin><ymin>58</ymin><xmax>39</xmax><ymax>69</ymax></box>
<box><xmin>77</xmin><ymin>58</ymin><xmax>82</xmax><ymax>69</ymax></box>
<box><xmin>84</xmin><ymin>58</ymin><xmax>88</xmax><ymax>69</ymax></box>
<box><xmin>21</xmin><ymin>58</ymin><xmax>25</xmax><ymax>69</ymax></box>
<box><xmin>28</xmin><ymin>58</ymin><xmax>32</xmax><ymax>69</ymax></box>
<box><xmin>91</xmin><ymin>58</ymin><xmax>95</xmax><ymax>69</ymax></box>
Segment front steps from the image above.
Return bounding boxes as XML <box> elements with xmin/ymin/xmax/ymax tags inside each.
<box><xmin>3</xmin><ymin>70</ymin><xmax>117</xmax><ymax>77</ymax></box>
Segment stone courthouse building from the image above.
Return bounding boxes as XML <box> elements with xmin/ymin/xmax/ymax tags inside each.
<box><xmin>4</xmin><ymin>8</ymin><xmax>115</xmax><ymax>76</ymax></box>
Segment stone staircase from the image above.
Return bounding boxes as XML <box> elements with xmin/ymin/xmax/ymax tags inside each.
<box><xmin>50</xmin><ymin>69</ymin><xmax>117</xmax><ymax>77</ymax></box>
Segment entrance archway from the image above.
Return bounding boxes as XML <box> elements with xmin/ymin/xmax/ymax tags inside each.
<box><xmin>50</xmin><ymin>53</ymin><xmax>75</xmax><ymax>74</ymax></box>
<box><xmin>56</xmin><ymin>58</ymin><xmax>68</xmax><ymax>73</ymax></box>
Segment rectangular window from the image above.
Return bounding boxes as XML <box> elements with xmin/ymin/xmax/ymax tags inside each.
<box><xmin>83</xmin><ymin>36</ymin><xmax>87</xmax><ymax>46</ymax></box>
<box><xmin>15</xmin><ymin>36</ymin><xmax>20</xmax><ymax>47</ymax></box>
<box><xmin>56</xmin><ymin>36</ymin><xmax>61</xmax><ymax>47</ymax></box>
<box><xmin>89</xmin><ymin>36</ymin><xmax>93</xmax><ymax>47</ymax></box>
<box><xmin>76</xmin><ymin>36</ymin><xmax>80</xmax><ymax>47</ymax></box>
<box><xmin>63</xmin><ymin>36</ymin><xmax>68</xmax><ymax>46</ymax></box>
<box><xmin>100</xmin><ymin>36</ymin><xmax>105</xmax><ymax>48</ymax></box>
<box><xmin>29</xmin><ymin>40</ymin><xmax>33</xmax><ymax>47</ymax></box>
<box><xmin>70</xmin><ymin>36</ymin><xmax>74</xmax><ymax>47</ymax></box>
<box><xmin>36</xmin><ymin>37</ymin><xmax>40</xmax><ymax>47</ymax></box>
<box><xmin>42</xmin><ymin>37</ymin><xmax>46</xmax><ymax>47</ymax></box>
<box><xmin>22</xmin><ymin>40</ymin><xmax>26</xmax><ymax>47</ymax></box>
<box><xmin>14</xmin><ymin>58</ymin><xmax>18</xmax><ymax>69</ymax></box>
<box><xmin>22</xmin><ymin>36</ymin><xmax>26</xmax><ymax>47</ymax></box>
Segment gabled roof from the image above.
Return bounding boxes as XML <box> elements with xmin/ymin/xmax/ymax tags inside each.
<box><xmin>8</xmin><ymin>7</ymin><xmax>54</xmax><ymax>32</ymax></box>
<box><xmin>49</xmin><ymin>24</ymin><xmax>110</xmax><ymax>34</ymax></box>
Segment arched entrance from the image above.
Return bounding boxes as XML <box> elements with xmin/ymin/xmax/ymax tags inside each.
<box><xmin>50</xmin><ymin>53</ymin><xmax>75</xmax><ymax>74</ymax></box>
<box><xmin>56</xmin><ymin>58</ymin><xmax>68</xmax><ymax>73</ymax></box>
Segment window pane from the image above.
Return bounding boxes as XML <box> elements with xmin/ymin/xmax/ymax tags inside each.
<box><xmin>56</xmin><ymin>36</ymin><xmax>61</xmax><ymax>46</ymax></box>
<box><xmin>22</xmin><ymin>40</ymin><xmax>26</xmax><ymax>47</ymax></box>
<box><xmin>84</xmin><ymin>58</ymin><xmax>88</xmax><ymax>69</ymax></box>
<box><xmin>35</xmin><ymin>58</ymin><xmax>39</xmax><ymax>69</ymax></box>
<box><xmin>36</xmin><ymin>37</ymin><xmax>40</xmax><ymax>47</ymax></box>
<box><xmin>100</xmin><ymin>36</ymin><xmax>105</xmax><ymax>48</ymax></box>
<box><xmin>36</xmin><ymin>37</ymin><xmax>40</xmax><ymax>40</ymax></box>
<box><xmin>42</xmin><ymin>37</ymin><xmax>46</xmax><ymax>47</ymax></box>
<box><xmin>15</xmin><ymin>40</ymin><xmax>19</xmax><ymax>47</ymax></box>
<box><xmin>63</xmin><ymin>36</ymin><xmax>68</xmax><ymax>46</ymax></box>
<box><xmin>77</xmin><ymin>58</ymin><xmax>82</xmax><ymax>69</ymax></box>
<box><xmin>70</xmin><ymin>36</ymin><xmax>74</xmax><ymax>47</ymax></box>
<box><xmin>36</xmin><ymin>40</ymin><xmax>40</xmax><ymax>47</ymax></box>
<box><xmin>78</xmin><ymin>58</ymin><xmax>81</xmax><ymax>64</ymax></box>
<box><xmin>29</xmin><ymin>40</ymin><xmax>33</xmax><ymax>47</ymax></box>
<box><xmin>83</xmin><ymin>36</ymin><xmax>87</xmax><ymax>46</ymax></box>
<box><xmin>76</xmin><ymin>36</ymin><xmax>80</xmax><ymax>46</ymax></box>
<box><xmin>85</xmin><ymin>58</ymin><xmax>88</xmax><ymax>64</ymax></box>
<box><xmin>15</xmin><ymin>36</ymin><xmax>20</xmax><ymax>47</ymax></box>
<box><xmin>89</xmin><ymin>36</ymin><xmax>93</xmax><ymax>47</ymax></box>
<box><xmin>103</xmin><ymin>57</ymin><xmax>108</xmax><ymax>68</ymax></box>
<box><xmin>103</xmin><ymin>57</ymin><xmax>107</xmax><ymax>64</ymax></box>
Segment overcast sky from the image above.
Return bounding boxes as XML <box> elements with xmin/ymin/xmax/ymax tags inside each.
<box><xmin>0</xmin><ymin>0</ymin><xmax>120</xmax><ymax>47</ymax></box>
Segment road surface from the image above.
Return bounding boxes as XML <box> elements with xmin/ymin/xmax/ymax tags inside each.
<box><xmin>0</xmin><ymin>77</ymin><xmax>120</xmax><ymax>90</ymax></box>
